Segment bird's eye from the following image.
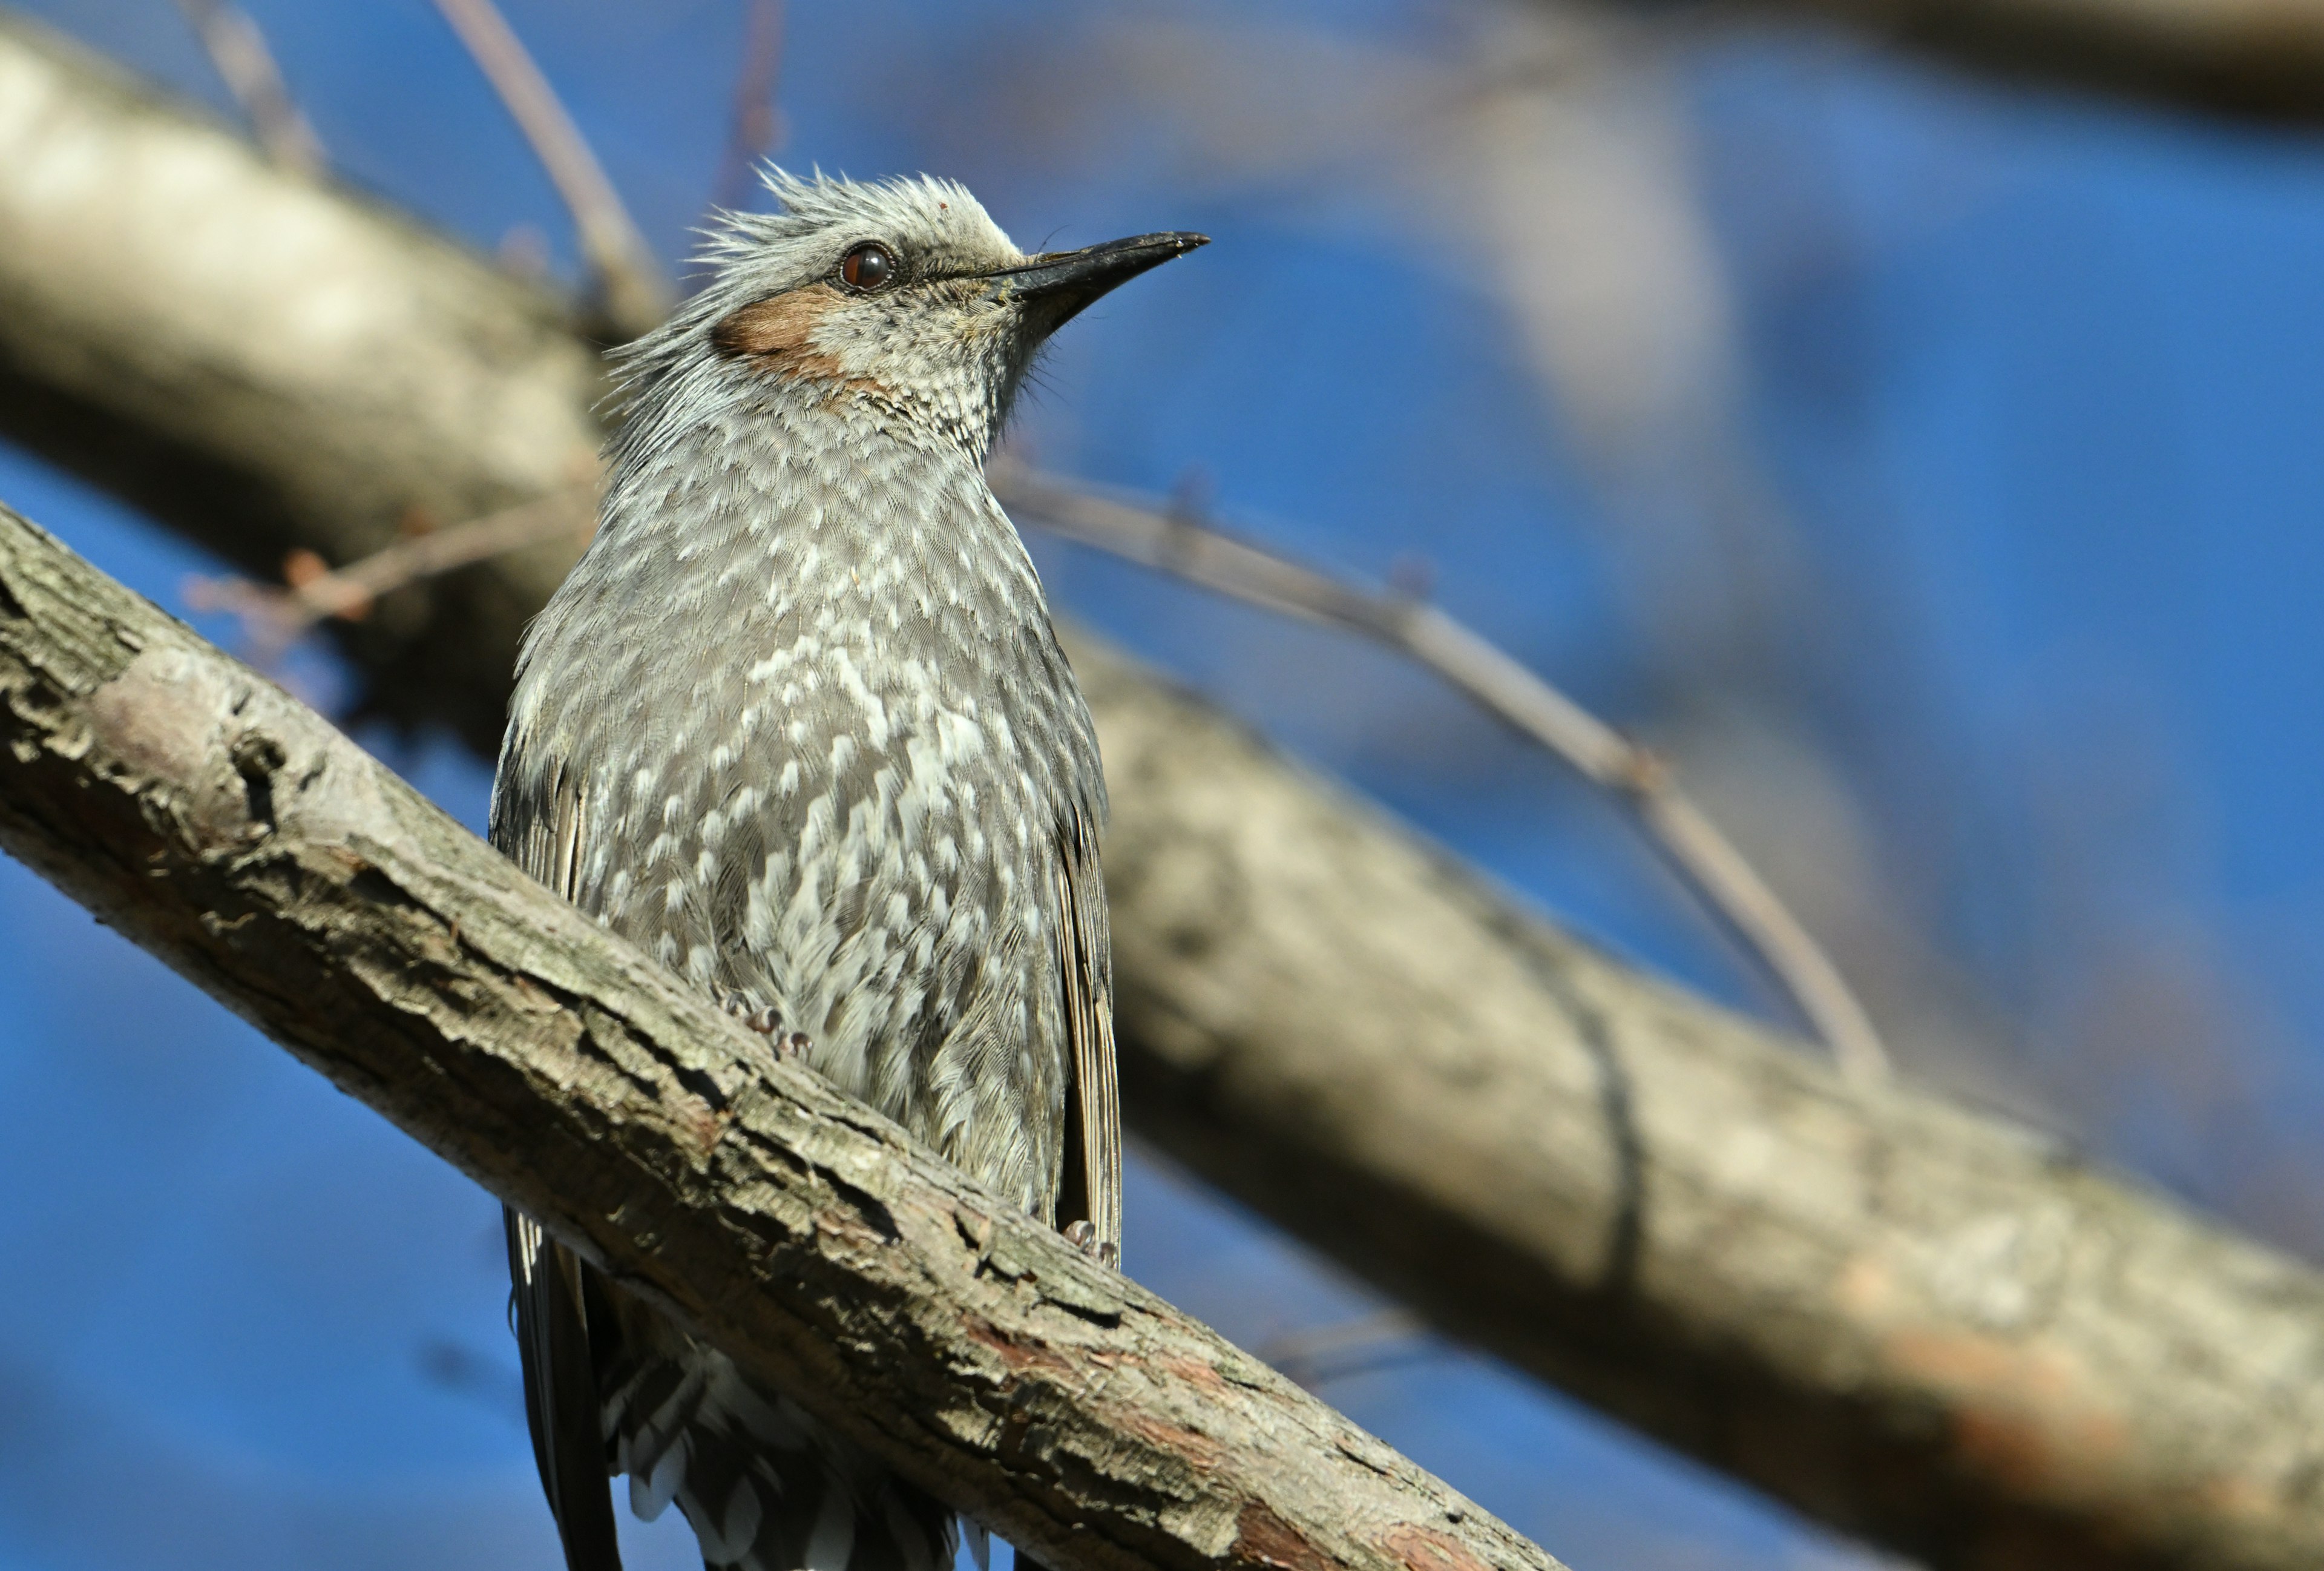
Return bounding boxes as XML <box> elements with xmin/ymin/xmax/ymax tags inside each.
<box><xmin>839</xmin><ymin>242</ymin><xmax>898</xmax><ymax>291</ymax></box>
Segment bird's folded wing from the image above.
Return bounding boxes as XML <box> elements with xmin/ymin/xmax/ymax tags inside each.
<box><xmin>499</xmin><ymin>771</ymin><xmax>625</xmax><ymax>1571</ymax></box>
<box><xmin>1054</xmin><ymin>806</ymin><xmax>1122</xmax><ymax>1267</ymax></box>
<box><xmin>507</xmin><ymin>1208</ymin><xmax>623</xmax><ymax>1570</ymax></box>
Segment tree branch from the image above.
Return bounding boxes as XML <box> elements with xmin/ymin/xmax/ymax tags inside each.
<box><xmin>0</xmin><ymin>497</ymin><xmax>1561</xmax><ymax>1571</ymax></box>
<box><xmin>166</xmin><ymin>0</ymin><xmax>324</xmax><ymax>175</ymax></box>
<box><xmin>6</xmin><ymin>13</ymin><xmax>2324</xmax><ymax>1569</ymax></box>
<box><xmin>1604</xmin><ymin>0</ymin><xmax>2324</xmax><ymax>124</ymax></box>
<box><xmin>0</xmin><ymin>12</ymin><xmax>604</xmax><ymax>749</ymax></box>
<box><xmin>428</xmin><ymin>0</ymin><xmax>672</xmax><ymax>339</ymax></box>
<box><xmin>183</xmin><ymin>481</ymin><xmax>596</xmax><ymax>659</ymax></box>
<box><xmin>192</xmin><ymin>455</ymin><xmax>1889</xmax><ymax>1089</ymax></box>
<box><xmin>991</xmin><ymin>460</ymin><xmax>1889</xmax><ymax>1087</ymax></box>
<box><xmin>709</xmin><ymin>0</ymin><xmax>787</xmax><ymax>214</ymax></box>
<box><xmin>1074</xmin><ymin>628</ymin><xmax>2324</xmax><ymax>1571</ymax></box>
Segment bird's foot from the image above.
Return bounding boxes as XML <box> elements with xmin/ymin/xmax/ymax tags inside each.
<box><xmin>723</xmin><ymin>995</ymin><xmax>810</xmax><ymax>1062</ymax></box>
<box><xmin>1062</xmin><ymin>1220</ymin><xmax>1119</xmax><ymax>1268</ymax></box>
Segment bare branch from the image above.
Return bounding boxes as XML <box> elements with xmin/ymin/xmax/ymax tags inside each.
<box><xmin>1259</xmin><ymin>1311</ymin><xmax>1428</xmax><ymax>1389</ymax></box>
<box><xmin>1587</xmin><ymin>0</ymin><xmax>2324</xmax><ymax>123</ymax></box>
<box><xmin>166</xmin><ymin>0</ymin><xmax>323</xmax><ymax>176</ymax></box>
<box><xmin>710</xmin><ymin>0</ymin><xmax>788</xmax><ymax>214</ymax></box>
<box><xmin>428</xmin><ymin>0</ymin><xmax>671</xmax><ymax>338</ymax></box>
<box><xmin>0</xmin><ymin>498</ymin><xmax>1565</xmax><ymax>1571</ymax></box>
<box><xmin>993</xmin><ymin>459</ymin><xmax>1889</xmax><ymax>1085</ymax></box>
<box><xmin>184</xmin><ymin>479</ymin><xmax>597</xmax><ymax>659</ymax></box>
<box><xmin>1081</xmin><ymin>629</ymin><xmax>2324</xmax><ymax>1571</ymax></box>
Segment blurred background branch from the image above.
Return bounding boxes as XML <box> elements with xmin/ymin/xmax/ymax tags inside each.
<box><xmin>182</xmin><ymin>416</ymin><xmax>1892</xmax><ymax>1086</ymax></box>
<box><xmin>164</xmin><ymin>0</ymin><xmax>320</xmax><ymax>174</ymax></box>
<box><xmin>427</xmin><ymin>0</ymin><xmax>671</xmax><ymax>337</ymax></box>
<box><xmin>993</xmin><ymin>458</ymin><xmax>1889</xmax><ymax>1084</ymax></box>
<box><xmin>1579</xmin><ymin>0</ymin><xmax>2324</xmax><ymax>122</ymax></box>
<box><xmin>182</xmin><ymin>480</ymin><xmax>596</xmax><ymax>667</ymax></box>
<box><xmin>709</xmin><ymin>0</ymin><xmax>787</xmax><ymax>214</ymax></box>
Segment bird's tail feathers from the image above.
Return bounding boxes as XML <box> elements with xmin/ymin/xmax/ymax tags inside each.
<box><xmin>606</xmin><ymin>1343</ymin><xmax>957</xmax><ymax>1571</ymax></box>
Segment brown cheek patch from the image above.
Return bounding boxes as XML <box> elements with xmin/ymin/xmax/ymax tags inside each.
<box><xmin>711</xmin><ymin>284</ymin><xmax>889</xmax><ymax>395</ymax></box>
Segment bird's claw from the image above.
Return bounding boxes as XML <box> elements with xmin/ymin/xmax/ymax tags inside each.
<box><xmin>723</xmin><ymin>995</ymin><xmax>810</xmax><ymax>1061</ymax></box>
<box><xmin>1062</xmin><ymin>1220</ymin><xmax>1101</xmax><ymax>1259</ymax></box>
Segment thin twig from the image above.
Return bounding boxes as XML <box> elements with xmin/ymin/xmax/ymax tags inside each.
<box><xmin>428</xmin><ymin>0</ymin><xmax>671</xmax><ymax>338</ymax></box>
<box><xmin>169</xmin><ymin>0</ymin><xmax>324</xmax><ymax>176</ymax></box>
<box><xmin>710</xmin><ymin>0</ymin><xmax>787</xmax><ymax>214</ymax></box>
<box><xmin>990</xmin><ymin>458</ymin><xmax>1891</xmax><ymax>1086</ymax></box>
<box><xmin>186</xmin><ymin>483</ymin><xmax>595</xmax><ymax>654</ymax></box>
<box><xmin>1258</xmin><ymin>1309</ymin><xmax>1428</xmax><ymax>1389</ymax></box>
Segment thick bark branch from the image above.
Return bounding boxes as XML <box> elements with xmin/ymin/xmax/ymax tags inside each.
<box><xmin>1606</xmin><ymin>0</ymin><xmax>2324</xmax><ymax>124</ymax></box>
<box><xmin>5</xmin><ymin>13</ymin><xmax>2324</xmax><ymax>1570</ymax></box>
<box><xmin>1087</xmin><ymin>652</ymin><xmax>2324</xmax><ymax>1571</ymax></box>
<box><xmin>0</xmin><ymin>497</ymin><xmax>1562</xmax><ymax>1571</ymax></box>
<box><xmin>0</xmin><ymin>12</ymin><xmax>602</xmax><ymax>749</ymax></box>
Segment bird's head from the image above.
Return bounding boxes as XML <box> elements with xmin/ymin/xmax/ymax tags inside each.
<box><xmin>616</xmin><ymin>170</ymin><xmax>1205</xmax><ymax>463</ymax></box>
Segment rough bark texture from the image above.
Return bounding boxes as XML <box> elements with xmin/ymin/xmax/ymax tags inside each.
<box><xmin>1601</xmin><ymin>0</ymin><xmax>2324</xmax><ymax>123</ymax></box>
<box><xmin>5</xmin><ymin>12</ymin><xmax>2324</xmax><ymax>1571</ymax></box>
<box><xmin>0</xmin><ymin>498</ymin><xmax>1564</xmax><ymax>1571</ymax></box>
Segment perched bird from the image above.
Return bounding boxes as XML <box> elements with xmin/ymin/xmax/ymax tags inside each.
<box><xmin>489</xmin><ymin>169</ymin><xmax>1204</xmax><ymax>1571</ymax></box>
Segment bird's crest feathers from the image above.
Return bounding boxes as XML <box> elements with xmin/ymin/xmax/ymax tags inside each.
<box><xmin>605</xmin><ymin>167</ymin><xmax>1029</xmax><ymax>467</ymax></box>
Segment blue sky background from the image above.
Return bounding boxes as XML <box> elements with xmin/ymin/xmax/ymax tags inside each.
<box><xmin>3</xmin><ymin>2</ymin><xmax>2322</xmax><ymax>1567</ymax></box>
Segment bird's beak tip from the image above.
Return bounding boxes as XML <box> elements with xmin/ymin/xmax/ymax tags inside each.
<box><xmin>999</xmin><ymin>229</ymin><xmax>1212</xmax><ymax>331</ymax></box>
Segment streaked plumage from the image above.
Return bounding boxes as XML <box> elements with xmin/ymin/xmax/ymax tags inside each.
<box><xmin>489</xmin><ymin>170</ymin><xmax>1201</xmax><ymax>1571</ymax></box>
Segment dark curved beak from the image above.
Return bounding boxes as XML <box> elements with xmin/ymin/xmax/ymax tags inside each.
<box><xmin>990</xmin><ymin>231</ymin><xmax>1209</xmax><ymax>335</ymax></box>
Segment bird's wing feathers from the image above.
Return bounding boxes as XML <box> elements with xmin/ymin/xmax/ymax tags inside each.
<box><xmin>1052</xmin><ymin>806</ymin><xmax>1123</xmax><ymax>1267</ymax></box>
<box><xmin>507</xmin><ymin>1207</ymin><xmax>623</xmax><ymax>1571</ymax></box>
<box><xmin>496</xmin><ymin>757</ymin><xmax>1116</xmax><ymax>1571</ymax></box>
<box><xmin>501</xmin><ymin>773</ymin><xmax>625</xmax><ymax>1571</ymax></box>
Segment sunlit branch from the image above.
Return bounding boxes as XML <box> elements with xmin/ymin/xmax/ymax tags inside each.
<box><xmin>0</xmin><ymin>497</ymin><xmax>1566</xmax><ymax>1571</ymax></box>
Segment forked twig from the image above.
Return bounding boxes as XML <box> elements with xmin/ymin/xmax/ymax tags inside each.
<box><xmin>169</xmin><ymin>0</ymin><xmax>324</xmax><ymax>176</ymax></box>
<box><xmin>428</xmin><ymin>0</ymin><xmax>671</xmax><ymax>337</ymax></box>
<box><xmin>186</xmin><ymin>484</ymin><xmax>595</xmax><ymax>653</ymax></box>
<box><xmin>990</xmin><ymin>459</ymin><xmax>1890</xmax><ymax>1085</ymax></box>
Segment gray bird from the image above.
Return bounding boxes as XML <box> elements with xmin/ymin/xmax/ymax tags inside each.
<box><xmin>489</xmin><ymin>170</ymin><xmax>1204</xmax><ymax>1571</ymax></box>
